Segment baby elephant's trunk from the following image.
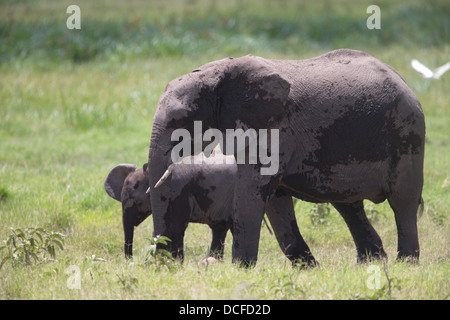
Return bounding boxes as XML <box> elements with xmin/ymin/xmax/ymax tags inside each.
<box><xmin>123</xmin><ymin>210</ymin><xmax>135</xmax><ymax>258</ymax></box>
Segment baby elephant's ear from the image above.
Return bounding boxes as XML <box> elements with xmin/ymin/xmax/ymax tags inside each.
<box><xmin>104</xmin><ymin>164</ymin><xmax>137</xmax><ymax>201</ymax></box>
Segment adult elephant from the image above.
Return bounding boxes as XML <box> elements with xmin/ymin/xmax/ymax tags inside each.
<box><xmin>148</xmin><ymin>49</ymin><xmax>425</xmax><ymax>267</ymax></box>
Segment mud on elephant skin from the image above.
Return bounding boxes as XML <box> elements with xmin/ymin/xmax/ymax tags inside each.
<box><xmin>148</xmin><ymin>49</ymin><xmax>425</xmax><ymax>267</ymax></box>
<box><xmin>104</xmin><ymin>151</ymin><xmax>316</xmax><ymax>266</ymax></box>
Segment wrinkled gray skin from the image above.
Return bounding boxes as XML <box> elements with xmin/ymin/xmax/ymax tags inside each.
<box><xmin>148</xmin><ymin>49</ymin><xmax>425</xmax><ymax>267</ymax></box>
<box><xmin>104</xmin><ymin>151</ymin><xmax>315</xmax><ymax>265</ymax></box>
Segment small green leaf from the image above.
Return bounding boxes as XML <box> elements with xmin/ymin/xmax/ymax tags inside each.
<box><xmin>0</xmin><ymin>256</ymin><xmax>11</xmax><ymax>269</ymax></box>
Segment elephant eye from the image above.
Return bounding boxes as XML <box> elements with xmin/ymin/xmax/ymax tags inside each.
<box><xmin>133</xmin><ymin>181</ymin><xmax>140</xmax><ymax>189</ymax></box>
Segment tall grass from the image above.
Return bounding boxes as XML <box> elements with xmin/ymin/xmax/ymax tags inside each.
<box><xmin>1</xmin><ymin>0</ymin><xmax>449</xmax><ymax>64</ymax></box>
<box><xmin>0</xmin><ymin>0</ymin><xmax>449</xmax><ymax>300</ymax></box>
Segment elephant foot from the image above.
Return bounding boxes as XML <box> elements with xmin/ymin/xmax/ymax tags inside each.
<box><xmin>288</xmin><ymin>248</ymin><xmax>319</xmax><ymax>269</ymax></box>
<box><xmin>396</xmin><ymin>251</ymin><xmax>419</xmax><ymax>264</ymax></box>
<box><xmin>232</xmin><ymin>257</ymin><xmax>258</xmax><ymax>268</ymax></box>
<box><xmin>356</xmin><ymin>247</ymin><xmax>387</xmax><ymax>263</ymax></box>
<box><xmin>124</xmin><ymin>242</ymin><xmax>133</xmax><ymax>259</ymax></box>
<box><xmin>292</xmin><ymin>256</ymin><xmax>319</xmax><ymax>269</ymax></box>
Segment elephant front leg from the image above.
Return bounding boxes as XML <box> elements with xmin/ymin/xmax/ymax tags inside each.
<box><xmin>266</xmin><ymin>191</ymin><xmax>317</xmax><ymax>267</ymax></box>
<box><xmin>231</xmin><ymin>166</ymin><xmax>277</xmax><ymax>267</ymax></box>
<box><xmin>232</xmin><ymin>200</ymin><xmax>265</xmax><ymax>267</ymax></box>
<box><xmin>155</xmin><ymin>201</ymin><xmax>189</xmax><ymax>263</ymax></box>
<box><xmin>209</xmin><ymin>223</ymin><xmax>228</xmax><ymax>260</ymax></box>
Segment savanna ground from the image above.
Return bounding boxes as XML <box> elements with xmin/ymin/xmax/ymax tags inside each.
<box><xmin>0</xmin><ymin>0</ymin><xmax>449</xmax><ymax>300</ymax></box>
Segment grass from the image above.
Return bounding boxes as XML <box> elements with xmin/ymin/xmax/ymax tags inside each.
<box><xmin>0</xmin><ymin>0</ymin><xmax>449</xmax><ymax>300</ymax></box>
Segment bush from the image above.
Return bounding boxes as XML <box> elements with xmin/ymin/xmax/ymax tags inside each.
<box><xmin>0</xmin><ymin>187</ymin><xmax>9</xmax><ymax>202</ymax></box>
<box><xmin>309</xmin><ymin>203</ymin><xmax>331</xmax><ymax>226</ymax></box>
<box><xmin>144</xmin><ymin>236</ymin><xmax>176</xmax><ymax>270</ymax></box>
<box><xmin>0</xmin><ymin>227</ymin><xmax>65</xmax><ymax>269</ymax></box>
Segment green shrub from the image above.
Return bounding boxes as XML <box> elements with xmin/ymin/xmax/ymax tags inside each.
<box><xmin>309</xmin><ymin>203</ymin><xmax>331</xmax><ymax>226</ymax></box>
<box><xmin>0</xmin><ymin>227</ymin><xmax>65</xmax><ymax>269</ymax></box>
<box><xmin>144</xmin><ymin>236</ymin><xmax>176</xmax><ymax>270</ymax></box>
<box><xmin>0</xmin><ymin>187</ymin><xmax>9</xmax><ymax>202</ymax></box>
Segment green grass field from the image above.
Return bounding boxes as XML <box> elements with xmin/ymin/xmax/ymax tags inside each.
<box><xmin>0</xmin><ymin>0</ymin><xmax>449</xmax><ymax>300</ymax></box>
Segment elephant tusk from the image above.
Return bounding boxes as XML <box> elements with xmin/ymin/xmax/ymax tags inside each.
<box><xmin>154</xmin><ymin>163</ymin><xmax>176</xmax><ymax>189</ymax></box>
<box><xmin>146</xmin><ymin>187</ymin><xmax>151</xmax><ymax>194</ymax></box>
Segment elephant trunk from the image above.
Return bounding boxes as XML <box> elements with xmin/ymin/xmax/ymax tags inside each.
<box><xmin>147</xmin><ymin>128</ymin><xmax>176</xmax><ymax>254</ymax></box>
<box><xmin>123</xmin><ymin>207</ymin><xmax>135</xmax><ymax>259</ymax></box>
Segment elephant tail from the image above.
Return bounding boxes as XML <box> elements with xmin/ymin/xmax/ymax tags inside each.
<box><xmin>417</xmin><ymin>197</ymin><xmax>424</xmax><ymax>220</ymax></box>
<box><xmin>262</xmin><ymin>216</ymin><xmax>273</xmax><ymax>236</ymax></box>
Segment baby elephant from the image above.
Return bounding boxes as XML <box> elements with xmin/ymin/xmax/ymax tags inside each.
<box><xmin>104</xmin><ymin>153</ymin><xmax>235</xmax><ymax>260</ymax></box>
<box><xmin>104</xmin><ymin>151</ymin><xmax>316</xmax><ymax>266</ymax></box>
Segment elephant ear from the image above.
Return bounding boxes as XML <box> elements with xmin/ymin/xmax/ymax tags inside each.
<box><xmin>217</xmin><ymin>55</ymin><xmax>291</xmax><ymax>131</ymax></box>
<box><xmin>104</xmin><ymin>164</ymin><xmax>137</xmax><ymax>201</ymax></box>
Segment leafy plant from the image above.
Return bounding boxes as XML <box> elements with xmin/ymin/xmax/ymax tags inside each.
<box><xmin>0</xmin><ymin>187</ymin><xmax>9</xmax><ymax>202</ymax></box>
<box><xmin>271</xmin><ymin>271</ymin><xmax>305</xmax><ymax>299</ymax></box>
<box><xmin>310</xmin><ymin>203</ymin><xmax>331</xmax><ymax>226</ymax></box>
<box><xmin>144</xmin><ymin>236</ymin><xmax>175</xmax><ymax>270</ymax></box>
<box><xmin>0</xmin><ymin>227</ymin><xmax>64</xmax><ymax>269</ymax></box>
<box><xmin>365</xmin><ymin>205</ymin><xmax>385</xmax><ymax>224</ymax></box>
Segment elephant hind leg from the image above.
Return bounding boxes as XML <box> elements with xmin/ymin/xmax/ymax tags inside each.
<box><xmin>387</xmin><ymin>186</ymin><xmax>421</xmax><ymax>262</ymax></box>
<box><xmin>388</xmin><ymin>197</ymin><xmax>420</xmax><ymax>262</ymax></box>
<box><xmin>332</xmin><ymin>201</ymin><xmax>386</xmax><ymax>263</ymax></box>
<box><xmin>387</xmin><ymin>155</ymin><xmax>423</xmax><ymax>262</ymax></box>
